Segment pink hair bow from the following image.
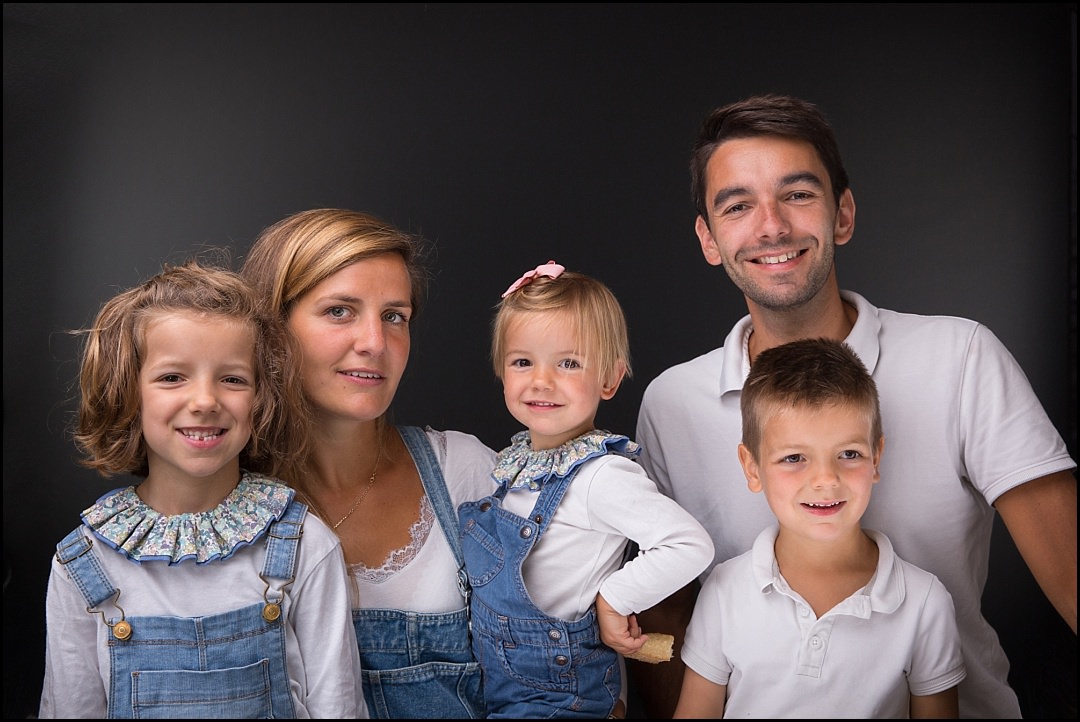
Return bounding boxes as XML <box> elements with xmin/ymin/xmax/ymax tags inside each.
<box><xmin>501</xmin><ymin>260</ymin><xmax>566</xmax><ymax>298</ymax></box>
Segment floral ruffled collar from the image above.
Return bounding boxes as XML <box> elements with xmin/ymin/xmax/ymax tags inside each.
<box><xmin>81</xmin><ymin>472</ymin><xmax>294</xmax><ymax>565</ymax></box>
<box><xmin>493</xmin><ymin>429</ymin><xmax>640</xmax><ymax>491</ymax></box>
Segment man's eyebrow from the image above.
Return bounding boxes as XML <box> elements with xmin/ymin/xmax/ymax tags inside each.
<box><xmin>710</xmin><ymin>185</ymin><xmax>750</xmax><ymax>211</ymax></box>
<box><xmin>779</xmin><ymin>171</ymin><xmax>825</xmax><ymax>189</ymax></box>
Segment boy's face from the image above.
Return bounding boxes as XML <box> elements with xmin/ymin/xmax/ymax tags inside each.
<box><xmin>738</xmin><ymin>401</ymin><xmax>882</xmax><ymax>543</ymax></box>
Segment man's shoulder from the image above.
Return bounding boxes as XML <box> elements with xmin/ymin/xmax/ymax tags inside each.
<box><xmin>849</xmin><ymin>291</ymin><xmax>983</xmax><ymax>334</ymax></box>
<box><xmin>644</xmin><ymin>346</ymin><xmax>727</xmax><ymax>391</ymax></box>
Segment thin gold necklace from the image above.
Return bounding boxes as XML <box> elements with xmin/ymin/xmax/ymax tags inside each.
<box><xmin>329</xmin><ymin>457</ymin><xmax>379</xmax><ymax>530</ymax></box>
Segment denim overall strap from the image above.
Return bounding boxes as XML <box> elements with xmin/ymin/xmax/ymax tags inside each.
<box><xmin>399</xmin><ymin>425</ymin><xmax>469</xmax><ymax>602</ymax></box>
<box><xmin>261</xmin><ymin>499</ymin><xmax>306</xmax><ymax>595</ymax></box>
<box><xmin>353</xmin><ymin>426</ymin><xmax>485</xmax><ymax>719</ymax></box>
<box><xmin>56</xmin><ymin>526</ymin><xmax>121</xmax><ymax>616</ymax></box>
<box><xmin>459</xmin><ymin>465</ymin><xmax>621</xmax><ymax>718</ymax></box>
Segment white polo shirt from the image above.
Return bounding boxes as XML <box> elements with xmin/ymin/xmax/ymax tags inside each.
<box><xmin>682</xmin><ymin>526</ymin><xmax>966</xmax><ymax>718</ymax></box>
<box><xmin>637</xmin><ymin>290</ymin><xmax>1076</xmax><ymax>718</ymax></box>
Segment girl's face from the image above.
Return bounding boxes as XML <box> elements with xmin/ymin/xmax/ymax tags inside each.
<box><xmin>139</xmin><ymin>311</ymin><xmax>255</xmax><ymax>487</ymax></box>
<box><xmin>500</xmin><ymin>311</ymin><xmax>619</xmax><ymax>450</ymax></box>
<box><xmin>286</xmin><ymin>254</ymin><xmax>412</xmax><ymax>427</ymax></box>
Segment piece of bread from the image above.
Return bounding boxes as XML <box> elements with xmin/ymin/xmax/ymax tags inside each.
<box><xmin>624</xmin><ymin>632</ymin><xmax>674</xmax><ymax>664</ymax></box>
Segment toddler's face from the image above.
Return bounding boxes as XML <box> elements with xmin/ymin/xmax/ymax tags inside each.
<box><xmin>499</xmin><ymin>311</ymin><xmax>615</xmax><ymax>450</ymax></box>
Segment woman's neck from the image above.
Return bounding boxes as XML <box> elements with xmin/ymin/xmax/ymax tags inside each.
<box><xmin>307</xmin><ymin>417</ymin><xmax>385</xmax><ymax>492</ymax></box>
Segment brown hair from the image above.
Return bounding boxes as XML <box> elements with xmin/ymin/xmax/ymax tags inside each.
<box><xmin>690</xmin><ymin>94</ymin><xmax>850</xmax><ymax>221</ymax></box>
<box><xmin>491</xmin><ymin>268</ymin><xmax>631</xmax><ymax>386</ymax></box>
<box><xmin>72</xmin><ymin>257</ymin><xmax>307</xmax><ymax>478</ymax></box>
<box><xmin>740</xmin><ymin>338</ymin><xmax>881</xmax><ymax>460</ymax></box>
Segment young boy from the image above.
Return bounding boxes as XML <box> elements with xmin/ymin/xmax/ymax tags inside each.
<box><xmin>673</xmin><ymin>338</ymin><xmax>965</xmax><ymax>719</ymax></box>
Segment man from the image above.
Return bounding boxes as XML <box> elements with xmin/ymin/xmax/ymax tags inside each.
<box><xmin>631</xmin><ymin>94</ymin><xmax>1076</xmax><ymax>719</ymax></box>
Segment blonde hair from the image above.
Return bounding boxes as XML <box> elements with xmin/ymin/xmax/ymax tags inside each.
<box><xmin>72</xmin><ymin>257</ymin><xmax>307</xmax><ymax>479</ymax></box>
<box><xmin>241</xmin><ymin>208</ymin><xmax>429</xmax><ymax>321</ymax></box>
<box><xmin>240</xmin><ymin>208</ymin><xmax>430</xmax><ymax>478</ymax></box>
<box><xmin>492</xmin><ymin>269</ymin><xmax>631</xmax><ymax>386</ymax></box>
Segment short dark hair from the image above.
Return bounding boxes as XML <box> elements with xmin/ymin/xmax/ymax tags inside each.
<box><xmin>691</xmin><ymin>94</ymin><xmax>850</xmax><ymax>220</ymax></box>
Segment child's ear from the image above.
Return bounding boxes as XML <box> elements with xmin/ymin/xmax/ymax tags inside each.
<box><xmin>872</xmin><ymin>436</ymin><xmax>885</xmax><ymax>484</ymax></box>
<box><xmin>599</xmin><ymin>361</ymin><xmax>627</xmax><ymax>401</ymax></box>
<box><xmin>738</xmin><ymin>443</ymin><xmax>763</xmax><ymax>493</ymax></box>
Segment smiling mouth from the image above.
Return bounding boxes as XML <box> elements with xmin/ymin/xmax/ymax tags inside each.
<box><xmin>343</xmin><ymin>371</ymin><xmax>382</xmax><ymax>379</ymax></box>
<box><xmin>803</xmin><ymin>500</ymin><xmax>843</xmax><ymax>508</ymax></box>
<box><xmin>181</xmin><ymin>429</ymin><xmax>224</xmax><ymax>441</ymax></box>
<box><xmin>755</xmin><ymin>249</ymin><xmax>804</xmax><ymax>264</ymax></box>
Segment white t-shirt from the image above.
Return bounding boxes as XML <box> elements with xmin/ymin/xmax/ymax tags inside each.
<box><xmin>683</xmin><ymin>526</ymin><xmax>966</xmax><ymax>718</ymax></box>
<box><xmin>349</xmin><ymin>428</ymin><xmax>496</xmax><ymax>612</ymax></box>
<box><xmin>637</xmin><ymin>290</ymin><xmax>1076</xmax><ymax>719</ymax></box>
<box><xmin>497</xmin><ymin>453</ymin><xmax>714</xmax><ymax>621</ymax></box>
<box><xmin>39</xmin><ymin>505</ymin><xmax>364</xmax><ymax>719</ymax></box>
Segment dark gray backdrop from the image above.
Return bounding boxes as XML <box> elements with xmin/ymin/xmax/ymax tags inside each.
<box><xmin>4</xmin><ymin>3</ymin><xmax>1076</xmax><ymax>718</ymax></box>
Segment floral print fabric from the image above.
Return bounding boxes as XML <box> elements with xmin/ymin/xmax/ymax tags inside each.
<box><xmin>492</xmin><ymin>429</ymin><xmax>640</xmax><ymax>491</ymax></box>
<box><xmin>80</xmin><ymin>472</ymin><xmax>294</xmax><ymax>565</ymax></box>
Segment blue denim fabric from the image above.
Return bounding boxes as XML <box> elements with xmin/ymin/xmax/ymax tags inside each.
<box><xmin>354</xmin><ymin>607</ymin><xmax>484</xmax><ymax>718</ymax></box>
<box><xmin>56</xmin><ymin>501</ymin><xmax>306</xmax><ymax>719</ymax></box>
<box><xmin>354</xmin><ymin>426</ymin><xmax>484</xmax><ymax>719</ymax></box>
<box><xmin>459</xmin><ymin>473</ymin><xmax>621</xmax><ymax>719</ymax></box>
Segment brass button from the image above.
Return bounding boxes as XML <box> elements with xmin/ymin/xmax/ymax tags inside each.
<box><xmin>112</xmin><ymin>620</ymin><xmax>132</xmax><ymax>641</ymax></box>
<box><xmin>263</xmin><ymin>602</ymin><xmax>282</xmax><ymax>622</ymax></box>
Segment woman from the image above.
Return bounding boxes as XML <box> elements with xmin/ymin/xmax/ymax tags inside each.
<box><xmin>241</xmin><ymin>208</ymin><xmax>495</xmax><ymax>719</ymax></box>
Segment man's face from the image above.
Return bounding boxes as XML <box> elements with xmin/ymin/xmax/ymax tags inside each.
<box><xmin>694</xmin><ymin>136</ymin><xmax>854</xmax><ymax>311</ymax></box>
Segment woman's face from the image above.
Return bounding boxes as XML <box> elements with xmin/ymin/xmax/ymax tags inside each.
<box><xmin>286</xmin><ymin>254</ymin><xmax>413</xmax><ymax>425</ymax></box>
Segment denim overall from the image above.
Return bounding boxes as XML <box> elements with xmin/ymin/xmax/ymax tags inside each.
<box><xmin>354</xmin><ymin>425</ymin><xmax>485</xmax><ymax>719</ymax></box>
<box><xmin>459</xmin><ymin>467</ymin><xmax>621</xmax><ymax>719</ymax></box>
<box><xmin>54</xmin><ymin>499</ymin><xmax>308</xmax><ymax>719</ymax></box>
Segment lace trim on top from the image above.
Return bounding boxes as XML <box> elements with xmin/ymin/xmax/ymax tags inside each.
<box><xmin>493</xmin><ymin>429</ymin><xmax>640</xmax><ymax>491</ymax></box>
<box><xmin>348</xmin><ymin>493</ymin><xmax>433</xmax><ymax>584</ymax></box>
<box><xmin>80</xmin><ymin>472</ymin><xmax>294</xmax><ymax>566</ymax></box>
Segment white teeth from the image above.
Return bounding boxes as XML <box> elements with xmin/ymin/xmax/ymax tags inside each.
<box><xmin>346</xmin><ymin>371</ymin><xmax>379</xmax><ymax>378</ymax></box>
<box><xmin>182</xmin><ymin>430</ymin><xmax>221</xmax><ymax>441</ymax></box>
<box><xmin>759</xmin><ymin>250</ymin><xmax>800</xmax><ymax>264</ymax></box>
<box><xmin>805</xmin><ymin>501</ymin><xmax>841</xmax><ymax>508</ymax></box>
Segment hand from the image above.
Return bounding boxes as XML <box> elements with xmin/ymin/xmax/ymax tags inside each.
<box><xmin>596</xmin><ymin>592</ymin><xmax>647</xmax><ymax>656</ymax></box>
